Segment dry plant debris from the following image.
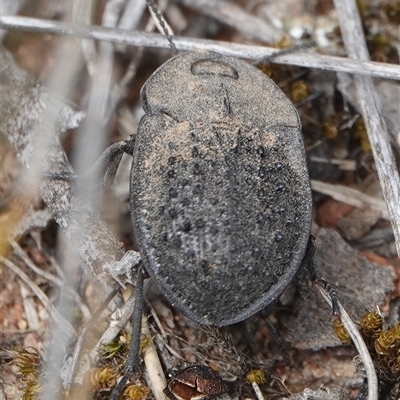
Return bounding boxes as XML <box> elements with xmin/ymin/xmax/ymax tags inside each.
<box><xmin>0</xmin><ymin>0</ymin><xmax>399</xmax><ymax>399</ymax></box>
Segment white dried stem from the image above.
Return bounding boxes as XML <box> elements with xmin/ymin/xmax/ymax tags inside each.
<box><xmin>89</xmin><ymin>288</ymin><xmax>137</xmax><ymax>360</ymax></box>
<box><xmin>72</xmin><ymin>0</ymin><xmax>98</xmax><ymax>77</ymax></box>
<box><xmin>308</xmin><ymin>157</ymin><xmax>356</xmax><ymax>171</ymax></box>
<box><xmin>315</xmin><ymin>285</ymin><xmax>378</xmax><ymax>400</ymax></box>
<box><xmin>10</xmin><ymin>240</ymin><xmax>92</xmax><ymax>320</ymax></box>
<box><xmin>19</xmin><ymin>282</ymin><xmax>41</xmax><ymax>331</ymax></box>
<box><xmin>108</xmin><ymin>7</ymin><xmax>159</xmax><ymax>119</ymax></box>
<box><xmin>178</xmin><ymin>0</ymin><xmax>282</xmax><ymax>43</ymax></box>
<box><xmin>251</xmin><ymin>382</ymin><xmax>265</xmax><ymax>400</ymax></box>
<box><xmin>142</xmin><ymin>318</ymin><xmax>168</xmax><ymax>400</ymax></box>
<box><xmin>118</xmin><ymin>0</ymin><xmax>148</xmax><ymax>30</ymax></box>
<box><xmin>1</xmin><ymin>16</ymin><xmax>399</xmax><ymax>81</ymax></box>
<box><xmin>72</xmin><ymin>0</ymin><xmax>119</xmax><ymax>202</ymax></box>
<box><xmin>333</xmin><ymin>0</ymin><xmax>400</xmax><ymax>256</ymax></box>
<box><xmin>116</xmin><ymin>0</ymin><xmax>147</xmax><ymax>53</ymax></box>
<box><xmin>311</xmin><ymin>180</ymin><xmax>389</xmax><ymax>220</ymax></box>
<box><xmin>63</xmin><ymin>284</ymin><xmax>120</xmax><ymax>389</ymax></box>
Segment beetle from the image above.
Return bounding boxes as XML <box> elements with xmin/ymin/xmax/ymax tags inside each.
<box><xmin>107</xmin><ymin>47</ymin><xmax>336</xmax><ymax>400</ymax></box>
<box><xmin>132</xmin><ymin>50</ymin><xmax>312</xmax><ymax>326</ymax></box>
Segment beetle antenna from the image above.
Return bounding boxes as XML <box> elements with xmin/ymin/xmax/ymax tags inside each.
<box><xmin>146</xmin><ymin>0</ymin><xmax>178</xmax><ymax>54</ymax></box>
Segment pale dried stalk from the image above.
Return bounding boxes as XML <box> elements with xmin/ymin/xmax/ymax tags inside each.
<box><xmin>64</xmin><ymin>284</ymin><xmax>120</xmax><ymax>390</ymax></box>
<box><xmin>0</xmin><ymin>16</ymin><xmax>399</xmax><ymax>81</ymax></box>
<box><xmin>10</xmin><ymin>240</ymin><xmax>92</xmax><ymax>320</ymax></box>
<box><xmin>333</xmin><ymin>0</ymin><xmax>400</xmax><ymax>257</ymax></box>
<box><xmin>11</xmin><ymin>240</ymin><xmax>63</xmax><ymax>286</ymax></box>
<box><xmin>311</xmin><ymin>180</ymin><xmax>389</xmax><ymax>220</ymax></box>
<box><xmin>118</xmin><ymin>0</ymin><xmax>148</xmax><ymax>31</ymax></box>
<box><xmin>72</xmin><ymin>0</ymin><xmax>97</xmax><ymax>77</ymax></box>
<box><xmin>72</xmin><ymin>0</ymin><xmax>118</xmax><ymax>197</ymax></box>
<box><xmin>89</xmin><ymin>289</ymin><xmax>138</xmax><ymax>360</ymax></box>
<box><xmin>19</xmin><ymin>282</ymin><xmax>41</xmax><ymax>331</ymax></box>
<box><xmin>0</xmin><ymin>256</ymin><xmax>75</xmax><ymax>338</ymax></box>
<box><xmin>142</xmin><ymin>318</ymin><xmax>168</xmax><ymax>400</ymax></box>
<box><xmin>179</xmin><ymin>0</ymin><xmax>282</xmax><ymax>43</ymax></box>
<box><xmin>251</xmin><ymin>382</ymin><xmax>265</xmax><ymax>400</ymax></box>
<box><xmin>316</xmin><ymin>285</ymin><xmax>378</xmax><ymax>400</ymax></box>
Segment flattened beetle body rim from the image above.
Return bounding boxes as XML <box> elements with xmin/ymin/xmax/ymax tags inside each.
<box><xmin>131</xmin><ymin>50</ymin><xmax>312</xmax><ymax>326</ymax></box>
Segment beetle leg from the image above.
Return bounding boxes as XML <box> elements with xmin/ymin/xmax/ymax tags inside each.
<box><xmin>264</xmin><ymin>318</ymin><xmax>290</xmax><ymax>365</ymax></box>
<box><xmin>244</xmin><ymin>316</ymin><xmax>290</xmax><ymax>365</ymax></box>
<box><xmin>304</xmin><ymin>235</ymin><xmax>340</xmax><ymax>318</ymax></box>
<box><xmin>243</xmin><ymin>320</ymin><xmax>261</xmax><ymax>354</ymax></box>
<box><xmin>110</xmin><ymin>264</ymin><xmax>146</xmax><ymax>400</ymax></box>
<box><xmin>252</xmin><ymin>307</ymin><xmax>291</xmax><ymax>364</ymax></box>
<box><xmin>43</xmin><ymin>136</ymin><xmax>135</xmax><ymax>188</ymax></box>
<box><xmin>82</xmin><ymin>135</ymin><xmax>135</xmax><ymax>187</ymax></box>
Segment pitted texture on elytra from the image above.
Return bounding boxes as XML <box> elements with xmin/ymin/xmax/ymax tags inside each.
<box><xmin>132</xmin><ymin>51</ymin><xmax>312</xmax><ymax>326</ymax></box>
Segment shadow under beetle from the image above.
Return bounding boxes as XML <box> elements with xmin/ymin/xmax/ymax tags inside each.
<box><xmin>104</xmin><ymin>50</ymin><xmax>339</xmax><ymax>399</ymax></box>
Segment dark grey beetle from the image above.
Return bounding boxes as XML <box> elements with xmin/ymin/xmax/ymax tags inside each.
<box><xmin>132</xmin><ymin>50</ymin><xmax>312</xmax><ymax>326</ymax></box>
<box><xmin>108</xmin><ymin>49</ymin><xmax>336</xmax><ymax>399</ymax></box>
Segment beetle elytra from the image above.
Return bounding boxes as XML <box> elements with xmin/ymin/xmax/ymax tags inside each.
<box><xmin>131</xmin><ymin>50</ymin><xmax>312</xmax><ymax>326</ymax></box>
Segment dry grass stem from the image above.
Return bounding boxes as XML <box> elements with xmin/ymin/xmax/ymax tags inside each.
<box><xmin>333</xmin><ymin>0</ymin><xmax>400</xmax><ymax>256</ymax></box>
<box><xmin>0</xmin><ymin>16</ymin><xmax>399</xmax><ymax>80</ymax></box>
<box><xmin>315</xmin><ymin>285</ymin><xmax>378</xmax><ymax>400</ymax></box>
<box><xmin>0</xmin><ymin>256</ymin><xmax>75</xmax><ymax>338</ymax></box>
<box><xmin>311</xmin><ymin>180</ymin><xmax>389</xmax><ymax>219</ymax></box>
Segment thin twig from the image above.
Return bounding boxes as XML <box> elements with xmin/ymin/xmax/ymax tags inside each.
<box><xmin>73</xmin><ymin>0</ymin><xmax>120</xmax><ymax>195</ymax></box>
<box><xmin>19</xmin><ymin>282</ymin><xmax>41</xmax><ymax>331</ymax></box>
<box><xmin>315</xmin><ymin>284</ymin><xmax>378</xmax><ymax>400</ymax></box>
<box><xmin>0</xmin><ymin>16</ymin><xmax>399</xmax><ymax>81</ymax></box>
<box><xmin>64</xmin><ymin>284</ymin><xmax>120</xmax><ymax>390</ymax></box>
<box><xmin>118</xmin><ymin>0</ymin><xmax>148</xmax><ymax>31</ymax></box>
<box><xmin>0</xmin><ymin>256</ymin><xmax>75</xmax><ymax>338</ymax></box>
<box><xmin>107</xmin><ymin>5</ymin><xmax>159</xmax><ymax>119</ymax></box>
<box><xmin>333</xmin><ymin>0</ymin><xmax>400</xmax><ymax>257</ymax></box>
<box><xmin>251</xmin><ymin>381</ymin><xmax>265</xmax><ymax>400</ymax></box>
<box><xmin>10</xmin><ymin>240</ymin><xmax>92</xmax><ymax>320</ymax></box>
<box><xmin>178</xmin><ymin>0</ymin><xmax>282</xmax><ymax>43</ymax></box>
<box><xmin>310</xmin><ymin>180</ymin><xmax>389</xmax><ymax>220</ymax></box>
<box><xmin>142</xmin><ymin>318</ymin><xmax>168</xmax><ymax>400</ymax></box>
<box><xmin>11</xmin><ymin>240</ymin><xmax>63</xmax><ymax>286</ymax></box>
<box><xmin>308</xmin><ymin>156</ymin><xmax>356</xmax><ymax>171</ymax></box>
<box><xmin>89</xmin><ymin>288</ymin><xmax>138</xmax><ymax>360</ymax></box>
<box><xmin>72</xmin><ymin>0</ymin><xmax>97</xmax><ymax>77</ymax></box>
